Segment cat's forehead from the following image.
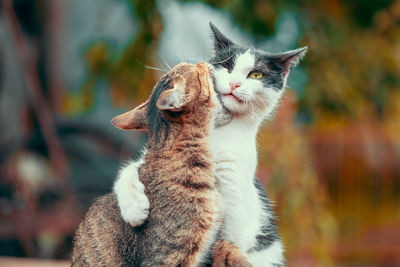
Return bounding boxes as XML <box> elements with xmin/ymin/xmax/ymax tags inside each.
<box><xmin>234</xmin><ymin>49</ymin><xmax>256</xmax><ymax>69</ymax></box>
<box><xmin>213</xmin><ymin>46</ymin><xmax>272</xmax><ymax>70</ymax></box>
<box><xmin>232</xmin><ymin>46</ymin><xmax>270</xmax><ymax>58</ymax></box>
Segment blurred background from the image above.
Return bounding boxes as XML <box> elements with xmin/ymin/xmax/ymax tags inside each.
<box><xmin>0</xmin><ymin>0</ymin><xmax>399</xmax><ymax>266</ymax></box>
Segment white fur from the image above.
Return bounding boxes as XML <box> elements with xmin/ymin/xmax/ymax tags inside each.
<box><xmin>113</xmin><ymin>158</ymin><xmax>150</xmax><ymax>227</ymax></box>
<box><xmin>211</xmin><ymin>119</ymin><xmax>260</xmax><ymax>250</ymax></box>
<box><xmin>210</xmin><ymin>118</ymin><xmax>284</xmax><ymax>267</ymax></box>
<box><xmin>113</xmin><ymin>52</ymin><xmax>286</xmax><ymax>266</ymax></box>
<box><xmin>212</xmin><ymin>52</ymin><xmax>285</xmax><ymax>266</ymax></box>
<box><xmin>248</xmin><ymin>240</ymin><xmax>285</xmax><ymax>266</ymax></box>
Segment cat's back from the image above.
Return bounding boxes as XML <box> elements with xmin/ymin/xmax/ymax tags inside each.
<box><xmin>72</xmin><ymin>194</ymin><xmax>139</xmax><ymax>267</ymax></box>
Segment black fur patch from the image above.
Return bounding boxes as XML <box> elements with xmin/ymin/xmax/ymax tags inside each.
<box><xmin>255</xmin><ymin>51</ymin><xmax>286</xmax><ymax>91</ymax></box>
<box><xmin>146</xmin><ymin>74</ymin><xmax>172</xmax><ymax>142</ymax></box>
<box><xmin>252</xmin><ymin>178</ymin><xmax>281</xmax><ymax>252</ymax></box>
<box><xmin>210</xmin><ymin>45</ymin><xmax>246</xmax><ymax>73</ymax></box>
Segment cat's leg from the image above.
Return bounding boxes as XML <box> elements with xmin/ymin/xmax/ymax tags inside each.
<box><xmin>212</xmin><ymin>240</ymin><xmax>253</xmax><ymax>267</ymax></box>
<box><xmin>247</xmin><ymin>240</ymin><xmax>285</xmax><ymax>267</ymax></box>
<box><xmin>113</xmin><ymin>158</ymin><xmax>150</xmax><ymax>226</ymax></box>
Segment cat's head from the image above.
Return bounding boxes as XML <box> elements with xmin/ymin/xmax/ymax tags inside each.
<box><xmin>209</xmin><ymin>23</ymin><xmax>307</xmax><ymax>122</ymax></box>
<box><xmin>111</xmin><ymin>62</ymin><xmax>216</xmax><ymax>141</ymax></box>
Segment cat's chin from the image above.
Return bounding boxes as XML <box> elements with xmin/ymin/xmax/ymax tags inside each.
<box><xmin>220</xmin><ymin>95</ymin><xmax>248</xmax><ymax>115</ymax></box>
<box><xmin>223</xmin><ymin>93</ymin><xmax>243</xmax><ymax>104</ymax></box>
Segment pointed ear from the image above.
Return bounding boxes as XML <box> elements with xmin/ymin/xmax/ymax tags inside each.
<box><xmin>272</xmin><ymin>47</ymin><xmax>307</xmax><ymax>76</ymax></box>
<box><xmin>276</xmin><ymin>47</ymin><xmax>307</xmax><ymax>68</ymax></box>
<box><xmin>111</xmin><ymin>101</ymin><xmax>148</xmax><ymax>131</ymax></box>
<box><xmin>209</xmin><ymin>22</ymin><xmax>234</xmax><ymax>52</ymax></box>
<box><xmin>156</xmin><ymin>82</ymin><xmax>187</xmax><ymax>111</ymax></box>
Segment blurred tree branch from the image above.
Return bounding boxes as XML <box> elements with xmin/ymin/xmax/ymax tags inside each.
<box><xmin>1</xmin><ymin>0</ymin><xmax>68</xmax><ymax>183</ymax></box>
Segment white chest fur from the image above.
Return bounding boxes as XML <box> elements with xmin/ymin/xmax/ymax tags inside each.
<box><xmin>210</xmin><ymin>120</ymin><xmax>263</xmax><ymax>251</ymax></box>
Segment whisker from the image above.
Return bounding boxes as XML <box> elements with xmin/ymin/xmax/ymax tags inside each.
<box><xmin>144</xmin><ymin>65</ymin><xmax>166</xmax><ymax>72</ymax></box>
<box><xmin>137</xmin><ymin>60</ymin><xmax>167</xmax><ymax>73</ymax></box>
<box><xmin>254</xmin><ymin>99</ymin><xmax>268</xmax><ymax>116</ymax></box>
<box><xmin>249</xmin><ymin>99</ymin><xmax>256</xmax><ymax>120</ymax></box>
<box><xmin>211</xmin><ymin>54</ymin><xmax>235</xmax><ymax>65</ymax></box>
<box><xmin>158</xmin><ymin>51</ymin><xmax>172</xmax><ymax>70</ymax></box>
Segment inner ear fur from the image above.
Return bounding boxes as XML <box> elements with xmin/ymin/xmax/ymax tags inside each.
<box><xmin>156</xmin><ymin>83</ymin><xmax>187</xmax><ymax>111</ymax></box>
<box><xmin>111</xmin><ymin>101</ymin><xmax>148</xmax><ymax>131</ymax></box>
<box><xmin>277</xmin><ymin>47</ymin><xmax>308</xmax><ymax>67</ymax></box>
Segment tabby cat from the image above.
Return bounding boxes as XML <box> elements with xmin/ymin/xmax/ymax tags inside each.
<box><xmin>72</xmin><ymin>62</ymin><xmax>251</xmax><ymax>266</ymax></box>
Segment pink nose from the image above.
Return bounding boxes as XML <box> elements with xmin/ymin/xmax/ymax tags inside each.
<box><xmin>229</xmin><ymin>81</ymin><xmax>241</xmax><ymax>91</ymax></box>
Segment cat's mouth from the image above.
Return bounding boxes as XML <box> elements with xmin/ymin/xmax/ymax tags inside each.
<box><xmin>223</xmin><ymin>93</ymin><xmax>244</xmax><ymax>104</ymax></box>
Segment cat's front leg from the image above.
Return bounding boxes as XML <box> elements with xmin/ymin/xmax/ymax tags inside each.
<box><xmin>113</xmin><ymin>158</ymin><xmax>150</xmax><ymax>226</ymax></box>
<box><xmin>212</xmin><ymin>240</ymin><xmax>253</xmax><ymax>267</ymax></box>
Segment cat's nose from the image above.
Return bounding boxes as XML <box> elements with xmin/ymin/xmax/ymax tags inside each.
<box><xmin>229</xmin><ymin>81</ymin><xmax>241</xmax><ymax>91</ymax></box>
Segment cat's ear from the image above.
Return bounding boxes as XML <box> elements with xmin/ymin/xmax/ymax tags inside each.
<box><xmin>209</xmin><ymin>22</ymin><xmax>234</xmax><ymax>52</ymax></box>
<box><xmin>111</xmin><ymin>101</ymin><xmax>148</xmax><ymax>131</ymax></box>
<box><xmin>156</xmin><ymin>82</ymin><xmax>187</xmax><ymax>111</ymax></box>
<box><xmin>274</xmin><ymin>47</ymin><xmax>307</xmax><ymax>73</ymax></box>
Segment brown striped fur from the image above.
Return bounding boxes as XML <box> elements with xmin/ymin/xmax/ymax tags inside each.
<box><xmin>212</xmin><ymin>240</ymin><xmax>253</xmax><ymax>267</ymax></box>
<box><xmin>72</xmin><ymin>62</ymin><xmax>223</xmax><ymax>266</ymax></box>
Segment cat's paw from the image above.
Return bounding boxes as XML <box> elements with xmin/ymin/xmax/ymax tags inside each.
<box><xmin>119</xmin><ymin>187</ymin><xmax>150</xmax><ymax>227</ymax></box>
<box><xmin>114</xmin><ymin>160</ymin><xmax>150</xmax><ymax>227</ymax></box>
<box><xmin>212</xmin><ymin>240</ymin><xmax>253</xmax><ymax>267</ymax></box>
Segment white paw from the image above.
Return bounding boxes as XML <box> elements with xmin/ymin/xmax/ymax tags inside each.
<box><xmin>114</xmin><ymin>160</ymin><xmax>150</xmax><ymax>227</ymax></box>
<box><xmin>119</xmin><ymin>188</ymin><xmax>150</xmax><ymax>227</ymax></box>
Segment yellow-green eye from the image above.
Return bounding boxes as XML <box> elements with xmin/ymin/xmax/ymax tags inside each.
<box><xmin>249</xmin><ymin>72</ymin><xmax>263</xmax><ymax>79</ymax></box>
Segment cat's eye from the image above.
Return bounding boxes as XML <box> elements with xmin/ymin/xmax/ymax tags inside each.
<box><xmin>249</xmin><ymin>72</ymin><xmax>263</xmax><ymax>79</ymax></box>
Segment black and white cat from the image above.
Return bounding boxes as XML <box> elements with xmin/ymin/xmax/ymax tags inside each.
<box><xmin>113</xmin><ymin>23</ymin><xmax>306</xmax><ymax>266</ymax></box>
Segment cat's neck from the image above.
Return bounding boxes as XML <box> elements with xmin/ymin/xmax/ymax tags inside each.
<box><xmin>144</xmin><ymin>122</ymin><xmax>214</xmax><ymax>188</ymax></box>
<box><xmin>148</xmin><ymin>106</ymin><xmax>213</xmax><ymax>149</ymax></box>
<box><xmin>210</xmin><ymin>115</ymin><xmax>261</xmax><ymax>184</ymax></box>
<box><xmin>213</xmin><ymin>117</ymin><xmax>259</xmax><ymax>151</ymax></box>
<box><xmin>228</xmin><ymin>113</ymin><xmax>264</xmax><ymax>135</ymax></box>
<box><xmin>148</xmin><ymin>117</ymin><xmax>211</xmax><ymax>148</ymax></box>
